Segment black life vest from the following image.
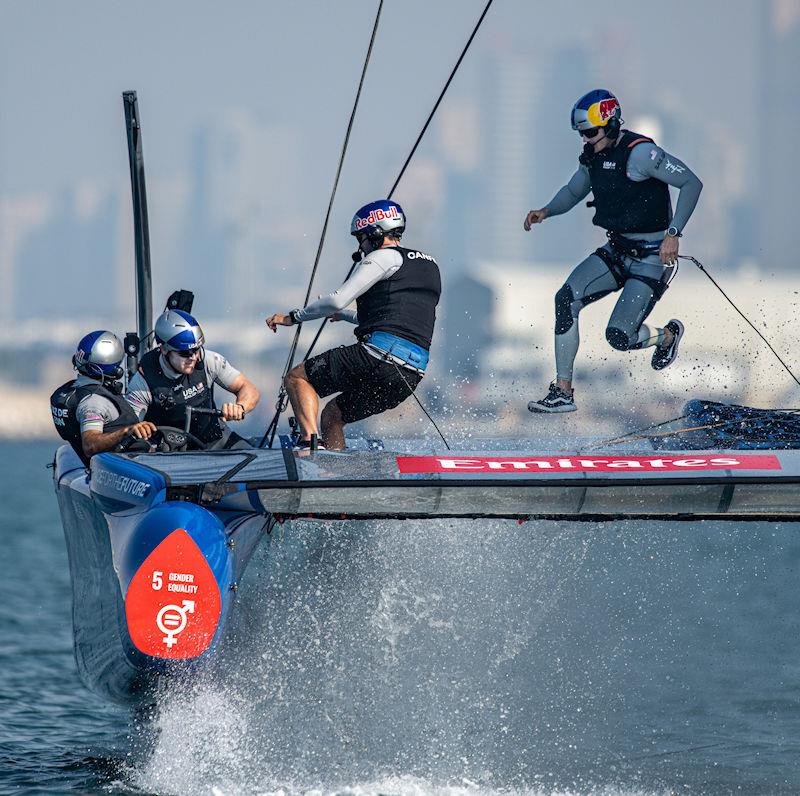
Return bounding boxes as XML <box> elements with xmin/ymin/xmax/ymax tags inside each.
<box><xmin>138</xmin><ymin>350</ymin><xmax>223</xmax><ymax>444</ymax></box>
<box><xmin>355</xmin><ymin>246</ymin><xmax>441</xmax><ymax>350</ymax></box>
<box><xmin>50</xmin><ymin>379</ymin><xmax>138</xmax><ymax>467</ymax></box>
<box><xmin>581</xmin><ymin>130</ymin><xmax>672</xmax><ymax>234</ymax></box>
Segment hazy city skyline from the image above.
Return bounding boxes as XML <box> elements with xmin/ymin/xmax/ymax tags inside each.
<box><xmin>3</xmin><ymin>2</ymin><xmax>794</xmax><ymax>322</ymax></box>
<box><xmin>1</xmin><ymin>1</ymin><xmax>798</xmax><ymax>439</ymax></box>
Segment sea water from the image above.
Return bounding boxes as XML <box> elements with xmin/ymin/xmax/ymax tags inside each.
<box><xmin>1</xmin><ymin>441</ymin><xmax>799</xmax><ymax>795</ymax></box>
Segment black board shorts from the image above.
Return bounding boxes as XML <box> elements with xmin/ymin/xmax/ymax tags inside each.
<box><xmin>305</xmin><ymin>343</ymin><xmax>423</xmax><ymax>424</ymax></box>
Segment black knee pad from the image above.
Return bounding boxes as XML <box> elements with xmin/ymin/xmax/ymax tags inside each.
<box><xmin>606</xmin><ymin>326</ymin><xmax>632</xmax><ymax>351</ymax></box>
<box><xmin>555</xmin><ymin>284</ymin><xmax>576</xmax><ymax>335</ymax></box>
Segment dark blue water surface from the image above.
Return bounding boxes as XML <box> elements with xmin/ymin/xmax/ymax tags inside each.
<box><xmin>1</xmin><ymin>440</ymin><xmax>799</xmax><ymax>795</ymax></box>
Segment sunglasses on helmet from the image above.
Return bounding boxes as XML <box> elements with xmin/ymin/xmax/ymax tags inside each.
<box><xmin>579</xmin><ymin>126</ymin><xmax>602</xmax><ymax>139</ymax></box>
<box><xmin>172</xmin><ymin>348</ymin><xmax>200</xmax><ymax>358</ymax></box>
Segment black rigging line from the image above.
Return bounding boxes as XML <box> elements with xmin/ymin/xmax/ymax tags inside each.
<box><xmin>680</xmin><ymin>254</ymin><xmax>800</xmax><ymax>388</ymax></box>
<box><xmin>260</xmin><ymin>0</ymin><xmax>384</xmax><ymax>448</ymax></box>
<box><xmin>389</xmin><ymin>359</ymin><xmax>451</xmax><ymax>450</ymax></box>
<box><xmin>386</xmin><ymin>0</ymin><xmax>495</xmax><ymax>201</ymax></box>
<box><xmin>299</xmin><ymin>0</ymin><xmax>495</xmax><ymax>368</ymax></box>
<box><xmin>262</xmin><ymin>0</ymin><xmax>495</xmax><ymax>449</ymax></box>
<box><xmin>592</xmin><ymin>253</ymin><xmax>800</xmax><ymax>450</ymax></box>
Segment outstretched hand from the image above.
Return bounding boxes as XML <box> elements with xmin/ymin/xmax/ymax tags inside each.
<box><xmin>523</xmin><ymin>208</ymin><xmax>549</xmax><ymax>231</ymax></box>
<box><xmin>266</xmin><ymin>313</ymin><xmax>293</xmax><ymax>332</ymax></box>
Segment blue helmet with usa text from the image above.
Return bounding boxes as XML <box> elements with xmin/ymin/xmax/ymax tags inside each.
<box><xmin>155</xmin><ymin>309</ymin><xmax>205</xmax><ymax>352</ymax></box>
<box><xmin>570</xmin><ymin>89</ymin><xmax>622</xmax><ymax>133</ymax></box>
<box><xmin>73</xmin><ymin>330</ymin><xmax>125</xmax><ymax>382</ymax></box>
<box><xmin>350</xmin><ymin>199</ymin><xmax>406</xmax><ymax>240</ymax></box>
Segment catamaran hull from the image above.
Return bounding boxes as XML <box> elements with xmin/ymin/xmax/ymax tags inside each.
<box><xmin>54</xmin><ymin>428</ymin><xmax>800</xmax><ymax>705</ymax></box>
<box><xmin>54</xmin><ymin>446</ymin><xmax>267</xmax><ymax>705</ymax></box>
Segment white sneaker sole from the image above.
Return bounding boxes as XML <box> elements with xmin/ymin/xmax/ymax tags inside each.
<box><xmin>653</xmin><ymin>319</ymin><xmax>684</xmax><ymax>370</ymax></box>
<box><xmin>528</xmin><ymin>400</ymin><xmax>577</xmax><ymax>414</ymax></box>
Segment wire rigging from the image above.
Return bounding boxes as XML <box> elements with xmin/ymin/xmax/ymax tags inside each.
<box><xmin>300</xmin><ymin>0</ymin><xmax>495</xmax><ymax>367</ymax></box>
<box><xmin>680</xmin><ymin>254</ymin><xmax>800</xmax><ymax>388</ymax></box>
<box><xmin>260</xmin><ymin>0</ymin><xmax>384</xmax><ymax>448</ymax></box>
<box><xmin>262</xmin><ymin>0</ymin><xmax>495</xmax><ymax>448</ymax></box>
<box><xmin>591</xmin><ymin>253</ymin><xmax>800</xmax><ymax>450</ymax></box>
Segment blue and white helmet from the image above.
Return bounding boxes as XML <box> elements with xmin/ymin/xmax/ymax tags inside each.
<box><xmin>350</xmin><ymin>199</ymin><xmax>406</xmax><ymax>240</ymax></box>
<box><xmin>73</xmin><ymin>331</ymin><xmax>124</xmax><ymax>382</ymax></box>
<box><xmin>570</xmin><ymin>89</ymin><xmax>622</xmax><ymax>133</ymax></box>
<box><xmin>154</xmin><ymin>309</ymin><xmax>205</xmax><ymax>352</ymax></box>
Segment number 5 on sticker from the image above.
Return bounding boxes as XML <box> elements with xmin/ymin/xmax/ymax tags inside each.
<box><xmin>151</xmin><ymin>571</ymin><xmax>163</xmax><ymax>590</ymax></box>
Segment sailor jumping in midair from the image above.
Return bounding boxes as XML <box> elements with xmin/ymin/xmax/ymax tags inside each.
<box><xmin>524</xmin><ymin>89</ymin><xmax>703</xmax><ymax>413</ymax></box>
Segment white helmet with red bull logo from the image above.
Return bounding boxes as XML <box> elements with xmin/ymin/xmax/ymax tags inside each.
<box><xmin>570</xmin><ymin>89</ymin><xmax>622</xmax><ymax>137</ymax></box>
<box><xmin>350</xmin><ymin>199</ymin><xmax>406</xmax><ymax>253</ymax></box>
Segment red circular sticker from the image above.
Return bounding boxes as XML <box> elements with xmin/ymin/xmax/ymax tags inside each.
<box><xmin>124</xmin><ymin>528</ymin><xmax>222</xmax><ymax>659</ymax></box>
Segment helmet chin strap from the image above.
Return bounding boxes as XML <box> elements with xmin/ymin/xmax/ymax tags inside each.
<box><xmin>355</xmin><ymin>229</ymin><xmax>385</xmax><ymax>258</ymax></box>
<box><xmin>581</xmin><ymin>124</ymin><xmax>619</xmax><ymax>159</ymax></box>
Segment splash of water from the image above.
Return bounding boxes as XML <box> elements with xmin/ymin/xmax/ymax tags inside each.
<box><xmin>128</xmin><ymin>518</ymin><xmax>682</xmax><ymax>796</ymax></box>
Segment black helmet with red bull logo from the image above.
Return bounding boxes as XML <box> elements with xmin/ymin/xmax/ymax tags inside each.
<box><xmin>570</xmin><ymin>89</ymin><xmax>622</xmax><ymax>138</ymax></box>
<box><xmin>350</xmin><ymin>199</ymin><xmax>406</xmax><ymax>254</ymax></box>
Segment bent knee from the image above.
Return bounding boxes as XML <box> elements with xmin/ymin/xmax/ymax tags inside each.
<box><xmin>284</xmin><ymin>363</ymin><xmax>307</xmax><ymax>388</ymax></box>
<box><xmin>606</xmin><ymin>326</ymin><xmax>633</xmax><ymax>351</ymax></box>
<box><xmin>321</xmin><ymin>398</ymin><xmax>343</xmax><ymax>424</ymax></box>
<box><xmin>555</xmin><ymin>284</ymin><xmax>577</xmax><ymax>335</ymax></box>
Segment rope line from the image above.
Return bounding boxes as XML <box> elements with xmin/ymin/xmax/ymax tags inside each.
<box><xmin>260</xmin><ymin>1</ymin><xmax>384</xmax><ymax>448</ymax></box>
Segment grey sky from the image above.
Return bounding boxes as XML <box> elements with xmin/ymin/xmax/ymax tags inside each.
<box><xmin>0</xmin><ymin>0</ymin><xmax>790</xmax><ymax>324</ymax></box>
<box><xmin>2</xmin><ymin>0</ymin><xmax>762</xmax><ymax>193</ymax></box>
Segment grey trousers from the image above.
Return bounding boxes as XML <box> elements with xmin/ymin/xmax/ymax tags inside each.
<box><xmin>554</xmin><ymin>244</ymin><xmax>675</xmax><ymax>381</ymax></box>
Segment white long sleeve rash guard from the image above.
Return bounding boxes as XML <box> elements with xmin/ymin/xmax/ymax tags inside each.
<box><xmin>294</xmin><ymin>248</ymin><xmax>404</xmax><ymax>324</ymax></box>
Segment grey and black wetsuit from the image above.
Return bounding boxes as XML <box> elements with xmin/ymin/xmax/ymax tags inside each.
<box><xmin>544</xmin><ymin>130</ymin><xmax>702</xmax><ymax>380</ymax></box>
<box><xmin>50</xmin><ymin>376</ymin><xmax>138</xmax><ymax>466</ymax></box>
<box><xmin>126</xmin><ymin>350</ymin><xmax>250</xmax><ymax>449</ymax></box>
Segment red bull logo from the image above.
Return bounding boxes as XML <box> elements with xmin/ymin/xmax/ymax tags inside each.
<box><xmin>354</xmin><ymin>205</ymin><xmax>400</xmax><ymax>231</ymax></box>
<box><xmin>597</xmin><ymin>97</ymin><xmax>619</xmax><ymax>121</ymax></box>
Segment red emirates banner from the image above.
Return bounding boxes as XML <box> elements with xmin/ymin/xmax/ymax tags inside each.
<box><xmin>396</xmin><ymin>454</ymin><xmax>782</xmax><ymax>475</ymax></box>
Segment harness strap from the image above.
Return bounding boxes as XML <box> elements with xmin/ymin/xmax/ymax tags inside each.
<box><xmin>596</xmin><ymin>238</ymin><xmax>673</xmax><ymax>300</ymax></box>
<box><xmin>593</xmin><ymin>246</ymin><xmax>627</xmax><ymax>289</ymax></box>
<box><xmin>627</xmin><ymin>274</ymin><xmax>670</xmax><ymax>301</ymax></box>
<box><xmin>607</xmin><ymin>231</ymin><xmax>662</xmax><ymax>260</ymax></box>
<box><xmin>362</xmin><ymin>343</ymin><xmax>426</xmax><ymax>376</ymax></box>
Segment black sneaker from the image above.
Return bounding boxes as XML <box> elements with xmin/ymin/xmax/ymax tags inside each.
<box><xmin>651</xmin><ymin>319</ymin><xmax>685</xmax><ymax>370</ymax></box>
<box><xmin>528</xmin><ymin>382</ymin><xmax>576</xmax><ymax>413</ymax></box>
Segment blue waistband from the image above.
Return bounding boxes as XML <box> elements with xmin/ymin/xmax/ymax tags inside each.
<box><xmin>361</xmin><ymin>331</ymin><xmax>429</xmax><ymax>372</ymax></box>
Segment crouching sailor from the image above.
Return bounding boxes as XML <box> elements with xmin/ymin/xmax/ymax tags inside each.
<box><xmin>266</xmin><ymin>200</ymin><xmax>441</xmax><ymax>450</ymax></box>
<box><xmin>126</xmin><ymin>309</ymin><xmax>260</xmax><ymax>449</ymax></box>
<box><xmin>523</xmin><ymin>89</ymin><xmax>702</xmax><ymax>413</ymax></box>
<box><xmin>50</xmin><ymin>331</ymin><xmax>154</xmax><ymax>466</ymax></box>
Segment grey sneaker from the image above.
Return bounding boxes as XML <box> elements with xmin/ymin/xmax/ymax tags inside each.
<box><xmin>651</xmin><ymin>319</ymin><xmax>685</xmax><ymax>370</ymax></box>
<box><xmin>528</xmin><ymin>382</ymin><xmax>577</xmax><ymax>413</ymax></box>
